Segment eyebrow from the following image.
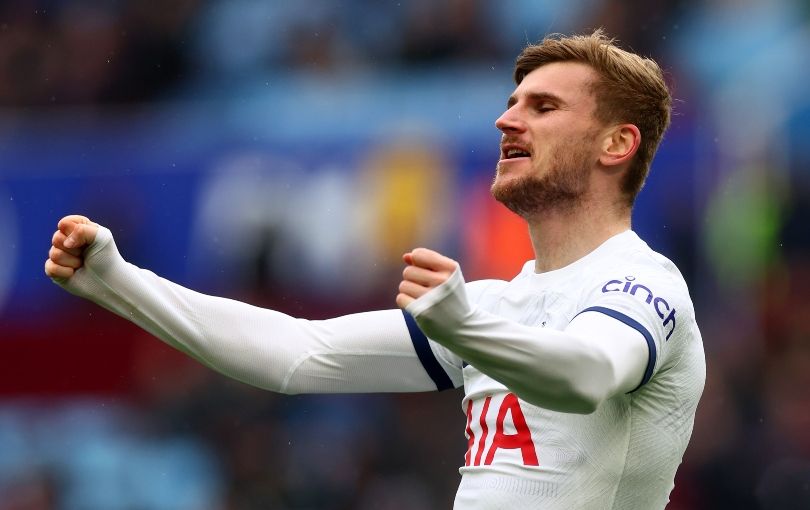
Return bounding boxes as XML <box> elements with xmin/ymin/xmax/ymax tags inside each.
<box><xmin>506</xmin><ymin>91</ymin><xmax>566</xmax><ymax>109</ymax></box>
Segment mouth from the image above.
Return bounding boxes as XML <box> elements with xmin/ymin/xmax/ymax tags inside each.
<box><xmin>500</xmin><ymin>144</ymin><xmax>532</xmax><ymax>162</ymax></box>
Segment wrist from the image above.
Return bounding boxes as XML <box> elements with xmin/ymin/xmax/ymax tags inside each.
<box><xmin>405</xmin><ymin>266</ymin><xmax>473</xmax><ymax>342</ymax></box>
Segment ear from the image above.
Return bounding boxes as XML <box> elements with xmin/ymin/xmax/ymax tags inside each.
<box><xmin>599</xmin><ymin>124</ymin><xmax>640</xmax><ymax>167</ymax></box>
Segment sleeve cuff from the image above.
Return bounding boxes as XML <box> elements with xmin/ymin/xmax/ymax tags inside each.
<box><xmin>404</xmin><ymin>265</ymin><xmax>465</xmax><ymax>318</ymax></box>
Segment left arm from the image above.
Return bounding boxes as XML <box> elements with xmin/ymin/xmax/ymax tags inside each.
<box><xmin>397</xmin><ymin>249</ymin><xmax>648</xmax><ymax>414</ymax></box>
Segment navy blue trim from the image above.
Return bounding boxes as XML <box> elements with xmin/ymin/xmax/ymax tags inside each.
<box><xmin>575</xmin><ymin>306</ymin><xmax>656</xmax><ymax>392</ymax></box>
<box><xmin>402</xmin><ymin>311</ymin><xmax>454</xmax><ymax>391</ymax></box>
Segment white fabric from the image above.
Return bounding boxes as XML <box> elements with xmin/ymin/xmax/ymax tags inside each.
<box><xmin>56</xmin><ymin>226</ymin><xmax>441</xmax><ymax>394</ymax></box>
<box><xmin>410</xmin><ymin>230</ymin><xmax>705</xmax><ymax>510</ymax></box>
<box><xmin>406</xmin><ymin>266</ymin><xmax>649</xmax><ymax>412</ymax></box>
<box><xmin>54</xmin><ymin>226</ymin><xmax>705</xmax><ymax>510</ymax></box>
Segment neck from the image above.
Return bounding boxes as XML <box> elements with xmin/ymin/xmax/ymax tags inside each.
<box><xmin>526</xmin><ymin>201</ymin><xmax>631</xmax><ymax>273</ymax></box>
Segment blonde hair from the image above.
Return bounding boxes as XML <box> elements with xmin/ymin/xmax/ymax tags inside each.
<box><xmin>514</xmin><ymin>30</ymin><xmax>672</xmax><ymax>205</ymax></box>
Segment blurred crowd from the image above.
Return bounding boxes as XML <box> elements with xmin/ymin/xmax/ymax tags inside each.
<box><xmin>0</xmin><ymin>0</ymin><xmax>689</xmax><ymax>106</ymax></box>
<box><xmin>2</xmin><ymin>0</ymin><xmax>810</xmax><ymax>509</ymax></box>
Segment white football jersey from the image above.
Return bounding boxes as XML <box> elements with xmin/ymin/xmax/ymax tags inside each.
<box><xmin>57</xmin><ymin>226</ymin><xmax>704</xmax><ymax>510</ymax></box>
<box><xmin>412</xmin><ymin>231</ymin><xmax>705</xmax><ymax>509</ymax></box>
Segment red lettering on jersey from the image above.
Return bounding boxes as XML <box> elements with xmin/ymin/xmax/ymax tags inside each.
<box><xmin>464</xmin><ymin>399</ymin><xmax>474</xmax><ymax>466</ymax></box>
<box><xmin>484</xmin><ymin>393</ymin><xmax>539</xmax><ymax>466</ymax></box>
<box><xmin>473</xmin><ymin>396</ymin><xmax>492</xmax><ymax>466</ymax></box>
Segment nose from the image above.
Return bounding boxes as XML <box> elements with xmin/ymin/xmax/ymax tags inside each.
<box><xmin>495</xmin><ymin>107</ymin><xmax>525</xmax><ymax>134</ymax></box>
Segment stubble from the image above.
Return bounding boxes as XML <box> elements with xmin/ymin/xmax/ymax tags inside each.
<box><xmin>491</xmin><ymin>134</ymin><xmax>595</xmax><ymax>218</ymax></box>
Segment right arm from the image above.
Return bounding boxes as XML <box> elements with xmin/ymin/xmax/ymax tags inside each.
<box><xmin>45</xmin><ymin>216</ymin><xmax>461</xmax><ymax>394</ymax></box>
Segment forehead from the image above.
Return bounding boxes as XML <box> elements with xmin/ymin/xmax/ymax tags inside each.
<box><xmin>512</xmin><ymin>61</ymin><xmax>599</xmax><ymax>106</ymax></box>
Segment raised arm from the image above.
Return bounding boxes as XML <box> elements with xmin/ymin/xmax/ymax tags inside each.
<box><xmin>45</xmin><ymin>216</ymin><xmax>460</xmax><ymax>394</ymax></box>
<box><xmin>397</xmin><ymin>248</ymin><xmax>649</xmax><ymax>414</ymax></box>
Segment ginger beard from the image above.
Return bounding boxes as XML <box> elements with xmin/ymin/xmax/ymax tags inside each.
<box><xmin>491</xmin><ymin>131</ymin><xmax>597</xmax><ymax>218</ymax></box>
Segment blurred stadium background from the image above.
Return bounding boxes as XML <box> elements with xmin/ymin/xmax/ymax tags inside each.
<box><xmin>1</xmin><ymin>0</ymin><xmax>809</xmax><ymax>508</ymax></box>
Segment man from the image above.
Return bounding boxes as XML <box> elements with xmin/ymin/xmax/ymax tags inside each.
<box><xmin>45</xmin><ymin>31</ymin><xmax>705</xmax><ymax>509</ymax></box>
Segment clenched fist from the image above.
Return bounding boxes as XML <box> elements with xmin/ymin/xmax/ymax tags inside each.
<box><xmin>44</xmin><ymin>215</ymin><xmax>99</xmax><ymax>280</ymax></box>
<box><xmin>396</xmin><ymin>247</ymin><xmax>459</xmax><ymax>309</ymax></box>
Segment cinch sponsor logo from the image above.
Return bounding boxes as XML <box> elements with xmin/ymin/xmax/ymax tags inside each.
<box><xmin>602</xmin><ymin>276</ymin><xmax>676</xmax><ymax>340</ymax></box>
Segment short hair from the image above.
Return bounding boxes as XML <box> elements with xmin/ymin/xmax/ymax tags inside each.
<box><xmin>514</xmin><ymin>29</ymin><xmax>672</xmax><ymax>206</ymax></box>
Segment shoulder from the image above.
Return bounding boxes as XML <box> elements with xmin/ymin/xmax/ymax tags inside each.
<box><xmin>577</xmin><ymin>233</ymin><xmax>698</xmax><ymax>344</ymax></box>
<box><xmin>583</xmin><ymin>232</ymin><xmax>693</xmax><ymax>307</ymax></box>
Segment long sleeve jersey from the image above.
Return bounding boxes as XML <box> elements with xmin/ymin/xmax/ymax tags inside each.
<box><xmin>55</xmin><ymin>226</ymin><xmax>705</xmax><ymax>509</ymax></box>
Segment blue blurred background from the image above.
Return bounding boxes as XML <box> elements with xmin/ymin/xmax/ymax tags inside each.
<box><xmin>1</xmin><ymin>0</ymin><xmax>809</xmax><ymax>508</ymax></box>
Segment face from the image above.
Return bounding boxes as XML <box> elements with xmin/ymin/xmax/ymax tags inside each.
<box><xmin>492</xmin><ymin>61</ymin><xmax>604</xmax><ymax>217</ymax></box>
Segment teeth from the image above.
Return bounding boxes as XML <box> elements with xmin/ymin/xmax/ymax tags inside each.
<box><xmin>506</xmin><ymin>149</ymin><xmax>529</xmax><ymax>158</ymax></box>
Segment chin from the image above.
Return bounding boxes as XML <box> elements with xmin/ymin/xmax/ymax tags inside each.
<box><xmin>489</xmin><ymin>173</ymin><xmax>523</xmax><ymax>204</ymax></box>
<box><xmin>495</xmin><ymin>161</ymin><xmax>522</xmax><ymax>178</ymax></box>
<box><xmin>490</xmin><ymin>174</ymin><xmax>513</xmax><ymax>197</ymax></box>
<box><xmin>493</xmin><ymin>163</ymin><xmax>534</xmax><ymax>190</ymax></box>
